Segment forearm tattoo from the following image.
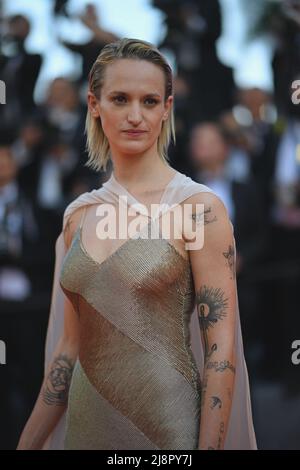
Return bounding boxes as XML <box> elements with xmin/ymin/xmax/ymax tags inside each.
<box><xmin>190</xmin><ymin>207</ymin><xmax>217</xmax><ymax>226</ymax></box>
<box><xmin>210</xmin><ymin>396</ymin><xmax>222</xmax><ymax>409</ymax></box>
<box><xmin>223</xmin><ymin>244</ymin><xmax>235</xmax><ymax>279</ymax></box>
<box><xmin>205</xmin><ymin>421</ymin><xmax>225</xmax><ymax>449</ymax></box>
<box><xmin>207</xmin><ymin>360</ymin><xmax>236</xmax><ymax>374</ymax></box>
<box><xmin>196</xmin><ymin>285</ymin><xmax>228</xmax><ymax>357</ymax></box>
<box><xmin>42</xmin><ymin>354</ymin><xmax>74</xmax><ymax>406</ymax></box>
<box><xmin>196</xmin><ymin>286</ymin><xmax>230</xmax><ymax>413</ymax></box>
<box><xmin>217</xmin><ymin>421</ymin><xmax>225</xmax><ymax>449</ymax></box>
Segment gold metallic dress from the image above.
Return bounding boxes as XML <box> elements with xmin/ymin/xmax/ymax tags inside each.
<box><xmin>60</xmin><ymin>215</ymin><xmax>201</xmax><ymax>450</ymax></box>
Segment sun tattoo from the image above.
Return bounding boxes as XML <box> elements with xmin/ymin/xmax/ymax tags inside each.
<box><xmin>196</xmin><ymin>285</ymin><xmax>228</xmax><ymax>331</ymax></box>
<box><xmin>196</xmin><ymin>285</ymin><xmax>228</xmax><ymax>364</ymax></box>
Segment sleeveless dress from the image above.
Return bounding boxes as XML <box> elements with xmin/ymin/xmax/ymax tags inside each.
<box><xmin>60</xmin><ymin>209</ymin><xmax>202</xmax><ymax>450</ymax></box>
<box><xmin>44</xmin><ymin>170</ymin><xmax>257</xmax><ymax>450</ymax></box>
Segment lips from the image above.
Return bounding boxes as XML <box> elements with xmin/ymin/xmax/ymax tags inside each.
<box><xmin>122</xmin><ymin>130</ymin><xmax>147</xmax><ymax>134</ymax></box>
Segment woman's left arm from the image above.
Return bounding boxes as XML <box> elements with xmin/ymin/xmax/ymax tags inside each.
<box><xmin>184</xmin><ymin>192</ymin><xmax>237</xmax><ymax>450</ymax></box>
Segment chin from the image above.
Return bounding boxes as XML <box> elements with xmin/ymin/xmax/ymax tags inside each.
<box><xmin>119</xmin><ymin>142</ymin><xmax>152</xmax><ymax>155</ymax></box>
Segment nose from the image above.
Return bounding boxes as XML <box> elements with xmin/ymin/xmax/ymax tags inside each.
<box><xmin>127</xmin><ymin>102</ymin><xmax>143</xmax><ymax>125</ymax></box>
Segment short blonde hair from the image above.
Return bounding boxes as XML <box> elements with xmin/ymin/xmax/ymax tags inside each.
<box><xmin>86</xmin><ymin>38</ymin><xmax>176</xmax><ymax>172</ymax></box>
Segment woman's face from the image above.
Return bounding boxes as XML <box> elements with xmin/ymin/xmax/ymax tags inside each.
<box><xmin>88</xmin><ymin>59</ymin><xmax>173</xmax><ymax>158</ymax></box>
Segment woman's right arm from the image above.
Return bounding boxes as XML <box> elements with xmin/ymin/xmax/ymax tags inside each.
<box><xmin>17</xmin><ymin>208</ymin><xmax>84</xmax><ymax>450</ymax></box>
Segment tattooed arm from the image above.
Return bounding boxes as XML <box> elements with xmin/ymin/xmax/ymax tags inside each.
<box><xmin>17</xmin><ymin>208</ymin><xmax>85</xmax><ymax>450</ymax></box>
<box><xmin>184</xmin><ymin>193</ymin><xmax>237</xmax><ymax>450</ymax></box>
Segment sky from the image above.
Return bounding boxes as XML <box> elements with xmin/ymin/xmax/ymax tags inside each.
<box><xmin>2</xmin><ymin>0</ymin><xmax>274</xmax><ymax>100</ymax></box>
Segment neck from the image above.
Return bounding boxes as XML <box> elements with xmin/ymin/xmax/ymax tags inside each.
<box><xmin>110</xmin><ymin>142</ymin><xmax>174</xmax><ymax>189</ymax></box>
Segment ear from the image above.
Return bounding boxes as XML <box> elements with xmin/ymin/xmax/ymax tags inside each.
<box><xmin>87</xmin><ymin>91</ymin><xmax>100</xmax><ymax>118</ymax></box>
<box><xmin>163</xmin><ymin>95</ymin><xmax>173</xmax><ymax>121</ymax></box>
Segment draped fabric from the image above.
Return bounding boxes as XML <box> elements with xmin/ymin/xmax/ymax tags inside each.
<box><xmin>43</xmin><ymin>170</ymin><xmax>257</xmax><ymax>450</ymax></box>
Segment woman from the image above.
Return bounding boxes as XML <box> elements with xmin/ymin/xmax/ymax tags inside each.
<box><xmin>17</xmin><ymin>38</ymin><xmax>256</xmax><ymax>450</ymax></box>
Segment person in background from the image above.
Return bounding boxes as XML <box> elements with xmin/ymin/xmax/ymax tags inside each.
<box><xmin>0</xmin><ymin>14</ymin><xmax>42</xmax><ymax>141</ymax></box>
<box><xmin>0</xmin><ymin>146</ymin><xmax>60</xmax><ymax>449</ymax></box>
<box><xmin>59</xmin><ymin>4</ymin><xmax>119</xmax><ymax>90</ymax></box>
<box><xmin>255</xmin><ymin>76</ymin><xmax>300</xmax><ymax>390</ymax></box>
<box><xmin>189</xmin><ymin>122</ymin><xmax>267</xmax><ymax>368</ymax></box>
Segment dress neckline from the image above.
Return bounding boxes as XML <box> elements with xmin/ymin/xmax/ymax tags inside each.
<box><xmin>106</xmin><ymin>170</ymin><xmax>180</xmax><ymax>220</ymax></box>
<box><xmin>73</xmin><ymin>222</ymin><xmax>190</xmax><ymax>273</ymax></box>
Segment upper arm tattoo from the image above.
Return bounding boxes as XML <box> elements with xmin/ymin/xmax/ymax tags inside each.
<box><xmin>42</xmin><ymin>354</ymin><xmax>74</xmax><ymax>406</ymax></box>
<box><xmin>190</xmin><ymin>206</ymin><xmax>217</xmax><ymax>226</ymax></box>
<box><xmin>223</xmin><ymin>244</ymin><xmax>235</xmax><ymax>279</ymax></box>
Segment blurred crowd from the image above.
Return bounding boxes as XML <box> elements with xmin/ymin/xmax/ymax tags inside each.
<box><xmin>1</xmin><ymin>0</ymin><xmax>300</xmax><ymax>449</ymax></box>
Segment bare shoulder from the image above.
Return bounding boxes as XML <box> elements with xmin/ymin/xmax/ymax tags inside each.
<box><xmin>63</xmin><ymin>206</ymin><xmax>87</xmax><ymax>249</ymax></box>
<box><xmin>183</xmin><ymin>191</ymin><xmax>229</xmax><ymax>218</ymax></box>
<box><xmin>182</xmin><ymin>191</ymin><xmax>233</xmax><ymax>243</ymax></box>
